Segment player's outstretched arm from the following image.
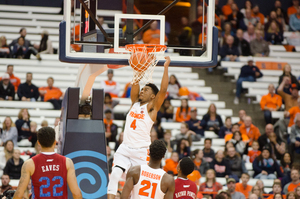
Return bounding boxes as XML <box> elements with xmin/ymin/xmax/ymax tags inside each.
<box><xmin>120</xmin><ymin>166</ymin><xmax>140</xmax><ymax>199</ymax></box>
<box><xmin>13</xmin><ymin>160</ymin><xmax>33</xmax><ymax>199</ymax></box>
<box><xmin>163</xmin><ymin>174</ymin><xmax>175</xmax><ymax>199</ymax></box>
<box><xmin>66</xmin><ymin>158</ymin><xmax>82</xmax><ymax>199</ymax></box>
<box><xmin>153</xmin><ymin>56</ymin><xmax>170</xmax><ymax>112</ymax></box>
<box><xmin>130</xmin><ymin>82</ymin><xmax>140</xmax><ymax>104</ymax></box>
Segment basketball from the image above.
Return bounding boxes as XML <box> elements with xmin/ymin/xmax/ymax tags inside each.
<box><xmin>129</xmin><ymin>52</ymin><xmax>150</xmax><ymax>73</ymax></box>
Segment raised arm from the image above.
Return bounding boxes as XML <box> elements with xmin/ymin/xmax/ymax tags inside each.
<box><xmin>13</xmin><ymin>160</ymin><xmax>33</xmax><ymax>199</ymax></box>
<box><xmin>153</xmin><ymin>56</ymin><xmax>171</xmax><ymax>112</ymax></box>
<box><xmin>278</xmin><ymin>76</ymin><xmax>290</xmax><ymax>94</ymax></box>
<box><xmin>130</xmin><ymin>82</ymin><xmax>140</xmax><ymax>104</ymax></box>
<box><xmin>66</xmin><ymin>158</ymin><xmax>82</xmax><ymax>199</ymax></box>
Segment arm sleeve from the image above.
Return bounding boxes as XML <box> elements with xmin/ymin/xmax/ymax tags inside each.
<box><xmin>290</xmin><ymin>126</ymin><xmax>297</xmax><ymax>143</ymax></box>
<box><xmin>260</xmin><ymin>96</ymin><xmax>266</xmax><ymax>110</ymax></box>
<box><xmin>255</xmin><ymin>67</ymin><xmax>263</xmax><ymax>78</ymax></box>
<box><xmin>10</xmin><ymin>85</ymin><xmax>15</xmax><ymax>99</ymax></box>
<box><xmin>275</xmin><ymin>161</ymin><xmax>284</xmax><ymax>178</ymax></box>
<box><xmin>34</xmin><ymin>86</ymin><xmax>40</xmax><ymax>100</ymax></box>
<box><xmin>252</xmin><ymin>159</ymin><xmax>262</xmax><ymax>174</ymax></box>
<box><xmin>283</xmin><ymin>183</ymin><xmax>290</xmax><ymax>194</ymax></box>
<box><xmin>17</xmin><ymin>84</ymin><xmax>23</xmax><ymax>99</ymax></box>
<box><xmin>217</xmin><ymin>115</ymin><xmax>223</xmax><ymax>127</ymax></box>
<box><xmin>175</xmin><ymin>108</ymin><xmax>184</xmax><ymax>122</ymax></box>
<box><xmin>241</xmin><ymin>160</ymin><xmax>248</xmax><ymax>174</ymax></box>
<box><xmin>289</xmin><ymin>15</ymin><xmax>296</xmax><ymax>31</ymax></box>
<box><xmin>225</xmin><ymin>161</ymin><xmax>232</xmax><ymax>176</ymax></box>
<box><xmin>277</xmin><ymin>95</ymin><xmax>282</xmax><ymax>108</ymax></box>
<box><xmin>200</xmin><ymin>114</ymin><xmax>208</xmax><ymax>129</ymax></box>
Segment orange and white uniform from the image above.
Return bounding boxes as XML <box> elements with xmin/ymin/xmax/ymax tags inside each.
<box><xmin>101</xmin><ymin>80</ymin><xmax>120</xmax><ymax>98</ymax></box>
<box><xmin>131</xmin><ymin>165</ymin><xmax>166</xmax><ymax>199</ymax></box>
<box><xmin>113</xmin><ymin>102</ymin><xmax>154</xmax><ymax>172</ymax></box>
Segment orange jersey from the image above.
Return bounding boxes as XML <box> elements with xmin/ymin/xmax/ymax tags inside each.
<box><xmin>288</xmin><ymin>6</ymin><xmax>298</xmax><ymax>17</ymax></box>
<box><xmin>163</xmin><ymin>159</ymin><xmax>178</xmax><ymax>175</ymax></box>
<box><xmin>288</xmin><ymin>106</ymin><xmax>300</xmax><ymax>127</ymax></box>
<box><xmin>260</xmin><ymin>93</ymin><xmax>282</xmax><ymax>110</ymax></box>
<box><xmin>175</xmin><ymin>107</ymin><xmax>191</xmax><ymax>122</ymax></box>
<box><xmin>0</xmin><ymin>74</ymin><xmax>21</xmax><ymax>92</ymax></box>
<box><xmin>235</xmin><ymin>183</ymin><xmax>252</xmax><ymax>198</ymax></box>
<box><xmin>288</xmin><ymin>182</ymin><xmax>300</xmax><ymax>192</ymax></box>
<box><xmin>38</xmin><ymin>86</ymin><xmax>62</xmax><ymax>102</ymax></box>
<box><xmin>247</xmin><ymin>150</ymin><xmax>261</xmax><ymax>163</ymax></box>
<box><xmin>224</xmin><ymin>133</ymin><xmax>249</xmax><ymax>143</ymax></box>
<box><xmin>222</xmin><ymin>4</ymin><xmax>232</xmax><ymax>17</ymax></box>
<box><xmin>239</xmin><ymin>124</ymin><xmax>261</xmax><ymax>146</ymax></box>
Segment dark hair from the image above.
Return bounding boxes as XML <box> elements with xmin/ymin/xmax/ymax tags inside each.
<box><xmin>39</xmin><ymin>34</ymin><xmax>48</xmax><ymax>52</ymax></box>
<box><xmin>7</xmin><ymin>65</ymin><xmax>13</xmax><ymax>69</ymax></box>
<box><xmin>179</xmin><ymin>157</ymin><xmax>195</xmax><ymax>176</ymax></box>
<box><xmin>281</xmin><ymin>152</ymin><xmax>293</xmax><ymax>168</ymax></box>
<box><xmin>169</xmin><ymin>74</ymin><xmax>181</xmax><ymax>88</ymax></box>
<box><xmin>192</xmin><ymin>149</ymin><xmax>200</xmax><ymax>160</ymax></box>
<box><xmin>257</xmin><ymin>146</ymin><xmax>273</xmax><ymax>162</ymax></box>
<box><xmin>19</xmin><ymin>27</ymin><xmax>26</xmax><ymax>33</ymax></box>
<box><xmin>204</xmin><ymin>138</ymin><xmax>212</xmax><ymax>144</ymax></box>
<box><xmin>105</xmin><ymin>93</ymin><xmax>112</xmax><ymax>100</ymax></box>
<box><xmin>37</xmin><ymin>127</ymin><xmax>56</xmax><ymax>148</ymax></box>
<box><xmin>149</xmin><ymin>140</ymin><xmax>166</xmax><ymax>161</ymax></box>
<box><xmin>145</xmin><ymin>83</ymin><xmax>159</xmax><ymax>96</ymax></box>
<box><xmin>26</xmin><ymin>72</ymin><xmax>32</xmax><ymax>75</ymax></box>
<box><xmin>225</xmin><ymin>117</ymin><xmax>231</xmax><ymax>122</ymax></box>
<box><xmin>244</xmin><ymin>0</ymin><xmax>252</xmax><ymax>9</ymax></box>
<box><xmin>215</xmin><ymin>194</ymin><xmax>226</xmax><ymax>199</ymax></box>
<box><xmin>180</xmin><ymin>99</ymin><xmax>189</xmax><ymax>116</ymax></box>
<box><xmin>233</xmin><ymin>131</ymin><xmax>242</xmax><ymax>141</ymax></box>
<box><xmin>272</xmin><ymin>182</ymin><xmax>282</xmax><ymax>188</ymax></box>
<box><xmin>176</xmin><ymin>138</ymin><xmax>189</xmax><ymax>155</ymax></box>
<box><xmin>1</xmin><ymin>174</ymin><xmax>9</xmax><ymax>179</ymax></box>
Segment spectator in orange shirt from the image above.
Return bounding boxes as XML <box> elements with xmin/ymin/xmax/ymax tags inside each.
<box><xmin>288</xmin><ymin>0</ymin><xmax>300</xmax><ymax>18</ymax></box>
<box><xmin>163</xmin><ymin>151</ymin><xmax>179</xmax><ymax>175</ymax></box>
<box><xmin>285</xmin><ymin>98</ymin><xmax>300</xmax><ymax>127</ymax></box>
<box><xmin>101</xmin><ymin>69</ymin><xmax>120</xmax><ymax>98</ymax></box>
<box><xmin>267</xmin><ymin>182</ymin><xmax>285</xmax><ymax>199</ymax></box>
<box><xmin>142</xmin><ymin>20</ymin><xmax>167</xmax><ymax>44</ymax></box>
<box><xmin>260</xmin><ymin>84</ymin><xmax>282</xmax><ymax>124</ymax></box>
<box><xmin>39</xmin><ymin>77</ymin><xmax>63</xmax><ymax>110</ymax></box>
<box><xmin>235</xmin><ymin>173</ymin><xmax>253</xmax><ymax>198</ymax></box>
<box><xmin>252</xmin><ymin>5</ymin><xmax>265</xmax><ymax>25</ymax></box>
<box><xmin>283</xmin><ymin>169</ymin><xmax>300</xmax><ymax>194</ymax></box>
<box><xmin>175</xmin><ymin>98</ymin><xmax>191</xmax><ymax>122</ymax></box>
<box><xmin>0</xmin><ymin>65</ymin><xmax>20</xmax><ymax>92</ymax></box>
<box><xmin>240</xmin><ymin>116</ymin><xmax>260</xmax><ymax>146</ymax></box>
<box><xmin>247</xmin><ymin>140</ymin><xmax>261</xmax><ymax>163</ymax></box>
<box><xmin>222</xmin><ymin>0</ymin><xmax>234</xmax><ymax>19</ymax></box>
<box><xmin>192</xmin><ymin>149</ymin><xmax>210</xmax><ymax>176</ymax></box>
<box><xmin>224</xmin><ymin>123</ymin><xmax>249</xmax><ymax>143</ymax></box>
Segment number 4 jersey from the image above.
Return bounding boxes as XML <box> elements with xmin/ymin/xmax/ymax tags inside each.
<box><xmin>132</xmin><ymin>165</ymin><xmax>166</xmax><ymax>199</ymax></box>
<box><xmin>31</xmin><ymin>152</ymin><xmax>68</xmax><ymax>199</ymax></box>
<box><xmin>123</xmin><ymin>102</ymin><xmax>154</xmax><ymax>148</ymax></box>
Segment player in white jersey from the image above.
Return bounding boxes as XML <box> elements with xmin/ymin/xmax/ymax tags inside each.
<box><xmin>121</xmin><ymin>140</ymin><xmax>175</xmax><ymax>199</ymax></box>
<box><xmin>107</xmin><ymin>57</ymin><xmax>171</xmax><ymax>199</ymax></box>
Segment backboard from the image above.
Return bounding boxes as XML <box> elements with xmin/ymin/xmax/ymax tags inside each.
<box><xmin>59</xmin><ymin>0</ymin><xmax>218</xmax><ymax>67</ymax></box>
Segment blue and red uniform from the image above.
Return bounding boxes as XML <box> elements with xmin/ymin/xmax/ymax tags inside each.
<box><xmin>174</xmin><ymin>177</ymin><xmax>197</xmax><ymax>199</ymax></box>
<box><xmin>31</xmin><ymin>153</ymin><xmax>68</xmax><ymax>199</ymax></box>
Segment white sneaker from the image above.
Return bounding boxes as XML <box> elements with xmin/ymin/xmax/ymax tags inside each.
<box><xmin>234</xmin><ymin>97</ymin><xmax>239</xmax><ymax>104</ymax></box>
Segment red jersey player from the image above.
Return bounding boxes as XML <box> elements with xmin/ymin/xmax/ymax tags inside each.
<box><xmin>174</xmin><ymin>157</ymin><xmax>197</xmax><ymax>199</ymax></box>
<box><xmin>13</xmin><ymin>127</ymin><xmax>82</xmax><ymax>199</ymax></box>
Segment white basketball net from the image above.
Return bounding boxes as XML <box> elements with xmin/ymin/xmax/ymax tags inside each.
<box><xmin>126</xmin><ymin>44</ymin><xmax>167</xmax><ymax>85</ymax></box>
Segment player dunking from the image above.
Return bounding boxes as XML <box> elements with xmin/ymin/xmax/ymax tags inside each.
<box><xmin>174</xmin><ymin>157</ymin><xmax>197</xmax><ymax>199</ymax></box>
<box><xmin>121</xmin><ymin>139</ymin><xmax>175</xmax><ymax>199</ymax></box>
<box><xmin>107</xmin><ymin>56</ymin><xmax>171</xmax><ymax>199</ymax></box>
<box><xmin>13</xmin><ymin>127</ymin><xmax>82</xmax><ymax>199</ymax></box>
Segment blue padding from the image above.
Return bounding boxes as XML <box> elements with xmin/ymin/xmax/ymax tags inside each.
<box><xmin>59</xmin><ymin>21</ymin><xmax>218</xmax><ymax>67</ymax></box>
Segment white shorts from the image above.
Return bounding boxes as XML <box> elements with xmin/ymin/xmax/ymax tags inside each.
<box><xmin>112</xmin><ymin>143</ymin><xmax>149</xmax><ymax>173</ymax></box>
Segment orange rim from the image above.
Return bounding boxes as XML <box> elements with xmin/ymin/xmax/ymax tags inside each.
<box><xmin>125</xmin><ymin>44</ymin><xmax>167</xmax><ymax>53</ymax></box>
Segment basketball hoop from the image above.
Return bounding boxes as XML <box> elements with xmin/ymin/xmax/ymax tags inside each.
<box><xmin>125</xmin><ymin>44</ymin><xmax>167</xmax><ymax>85</ymax></box>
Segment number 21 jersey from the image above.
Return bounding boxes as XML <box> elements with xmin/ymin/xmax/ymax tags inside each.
<box><xmin>31</xmin><ymin>153</ymin><xmax>68</xmax><ymax>199</ymax></box>
<box><xmin>123</xmin><ymin>102</ymin><xmax>154</xmax><ymax>148</ymax></box>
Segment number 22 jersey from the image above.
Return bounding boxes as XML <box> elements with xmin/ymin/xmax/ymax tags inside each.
<box><xmin>31</xmin><ymin>153</ymin><xmax>68</xmax><ymax>199</ymax></box>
